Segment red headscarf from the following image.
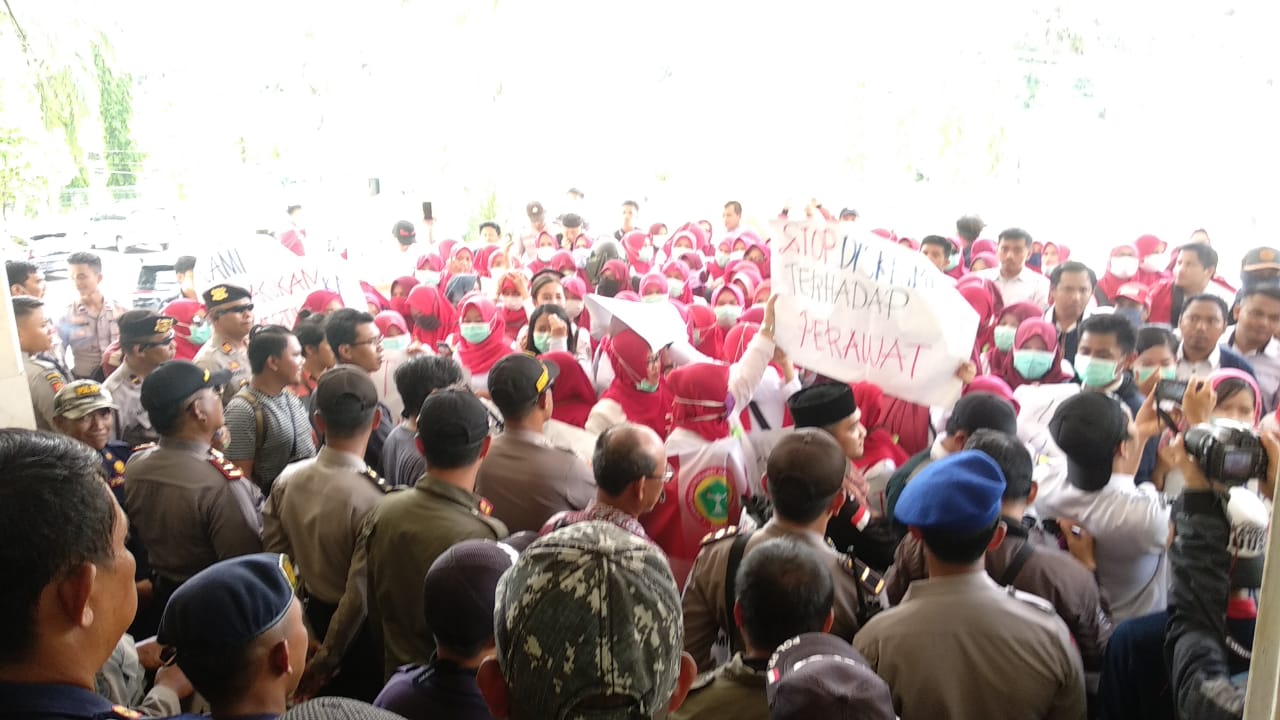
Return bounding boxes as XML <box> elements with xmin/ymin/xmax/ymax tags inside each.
<box><xmin>602</xmin><ymin>329</ymin><xmax>669</xmax><ymax>437</ymax></box>
<box><xmin>668</xmin><ymin>363</ymin><xmax>731</xmax><ymax>442</ymax></box>
<box><xmin>361</xmin><ymin>282</ymin><xmax>390</xmax><ymax>312</ymax></box>
<box><xmin>550</xmin><ymin>250</ymin><xmax>577</xmax><ymax>276</ymax></box>
<box><xmin>957</xmin><ymin>277</ymin><xmax>1005</xmax><ymax>363</ymax></box>
<box><xmin>638</xmin><ymin>272</ymin><xmax>669</xmax><ymax>300</ymax></box>
<box><xmin>497</xmin><ymin>274</ymin><xmax>528</xmax><ymax>343</ymax></box>
<box><xmin>374</xmin><ymin>310</ymin><xmax>408</xmax><ymax>338</ymax></box>
<box><xmin>301</xmin><ymin>290</ymin><xmax>343</xmax><ymax>317</ymax></box>
<box><xmin>662</xmin><ymin>260</ymin><xmax>694</xmax><ymax>304</ymax></box>
<box><xmin>970</xmin><ymin>238</ymin><xmax>997</xmax><ymax>257</ymax></box>
<box><xmin>1134</xmin><ymin>234</ymin><xmax>1170</xmax><ymax>286</ymax></box>
<box><xmin>405</xmin><ymin>285</ymin><xmax>458</xmax><ymax>348</ymax></box>
<box><xmin>456</xmin><ymin>294</ymin><xmax>513</xmax><ymax>376</ymax></box>
<box><xmin>686</xmin><ymin>305</ymin><xmax>721</xmax><ymax>358</ymax></box>
<box><xmin>620</xmin><ymin>231</ymin><xmax>653</xmax><ymax>275</ymax></box>
<box><xmin>474</xmin><ymin>246</ymin><xmax>498</xmax><ymax>278</ymax></box>
<box><xmin>740</xmin><ymin>306</ymin><xmax>766</xmax><ymax>326</ymax></box>
<box><xmin>544</xmin><ymin>351</ymin><xmax>596</xmax><ymax>429</ymax></box>
<box><xmin>850</xmin><ymin>382</ymin><xmax>910</xmax><ymax>471</ymax></box>
<box><xmin>968</xmin><ymin>251</ymin><xmax>998</xmax><ymax>273</ymax></box>
<box><xmin>1096</xmin><ymin>245</ymin><xmax>1140</xmax><ymax>302</ymax></box>
<box><xmin>664</xmin><ymin>228</ymin><xmax>699</xmax><ymax>258</ymax></box>
<box><xmin>600</xmin><ymin>259</ymin><xmax>632</xmax><ymax>295</ymax></box>
<box><xmin>743</xmin><ymin>241</ymin><xmax>771</xmax><ymax>280</ymax></box>
<box><xmin>1002</xmin><ymin>317</ymin><xmax>1073</xmax><ymax>390</ymax></box>
<box><xmin>983</xmin><ymin>302</ymin><xmax>1044</xmax><ymax>378</ymax></box>
<box><xmin>390</xmin><ymin>276</ymin><xmax>420</xmax><ymax>299</ymax></box>
<box><xmin>163</xmin><ymin>299</ymin><xmax>205</xmax><ymax>361</ymax></box>
<box><xmin>713</xmin><ymin>284</ymin><xmax>745</xmax><ymax>309</ymax></box>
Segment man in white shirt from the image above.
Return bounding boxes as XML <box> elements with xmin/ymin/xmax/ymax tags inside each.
<box><xmin>1175</xmin><ymin>295</ymin><xmax>1256</xmax><ymax>381</ymax></box>
<box><xmin>977</xmin><ymin>228</ymin><xmax>1050</xmax><ymax>308</ymax></box>
<box><xmin>1038</xmin><ymin>392</ymin><xmax>1169</xmax><ymax>623</ymax></box>
<box><xmin>1228</xmin><ymin>283</ymin><xmax>1280</xmax><ymax>414</ymax></box>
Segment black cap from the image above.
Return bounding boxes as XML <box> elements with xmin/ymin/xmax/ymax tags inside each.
<box><xmin>787</xmin><ymin>383</ymin><xmax>857</xmax><ymax>428</ymax></box>
<box><xmin>119</xmin><ymin>312</ymin><xmax>175</xmax><ymax>343</ymax></box>
<box><xmin>945</xmin><ymin>391</ymin><xmax>1018</xmax><ymax>437</ymax></box>
<box><xmin>488</xmin><ymin>353</ymin><xmax>559</xmax><ymax>414</ymax></box>
<box><xmin>393</xmin><ymin>220</ymin><xmax>417</xmax><ymax>245</ymax></box>
<box><xmin>767</xmin><ymin>633</ymin><xmax>895</xmax><ymax>720</ymax></box>
<box><xmin>1049</xmin><ymin>392</ymin><xmax>1130</xmax><ymax>478</ymax></box>
<box><xmin>158</xmin><ymin>553</ymin><xmax>296</xmax><ymax>657</ymax></box>
<box><xmin>1242</xmin><ymin>247</ymin><xmax>1280</xmax><ymax>273</ymax></box>
<box><xmin>202</xmin><ymin>284</ymin><xmax>252</xmax><ymax>309</ymax></box>
<box><xmin>417</xmin><ymin>388</ymin><xmax>490</xmax><ymax>448</ymax></box>
<box><xmin>561</xmin><ymin>213</ymin><xmax>583</xmax><ymax>229</ymax></box>
<box><xmin>141</xmin><ymin>360</ymin><xmax>231</xmax><ymax>423</ymax></box>
<box><xmin>314</xmin><ymin>365</ymin><xmax>379</xmax><ymax>418</ymax></box>
<box><xmin>423</xmin><ymin>539</ymin><xmax>518</xmax><ymax>655</ymax></box>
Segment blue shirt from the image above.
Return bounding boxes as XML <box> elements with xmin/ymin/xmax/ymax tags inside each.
<box><xmin>0</xmin><ymin>681</ymin><xmax>141</xmax><ymax>720</ymax></box>
<box><xmin>374</xmin><ymin>661</ymin><xmax>493</xmax><ymax>720</ymax></box>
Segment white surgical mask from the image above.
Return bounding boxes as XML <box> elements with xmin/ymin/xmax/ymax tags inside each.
<box><xmin>536</xmin><ymin>247</ymin><xmax>556</xmax><ymax>263</ymax></box>
<box><xmin>502</xmin><ymin>296</ymin><xmax>524</xmax><ymax>312</ymax></box>
<box><xmin>668</xmin><ymin>279</ymin><xmax>686</xmax><ymax>296</ymax></box>
<box><xmin>638</xmin><ymin>247</ymin><xmax>655</xmax><ymax>263</ymax></box>
<box><xmin>417</xmin><ymin>269</ymin><xmax>441</xmax><ymax>287</ymax></box>
<box><xmin>729</xmin><ymin>250</ymin><xmax>745</xmax><ymax>263</ymax></box>
<box><xmin>381</xmin><ymin>335</ymin><xmax>410</xmax><ymax>352</ymax></box>
<box><xmin>1141</xmin><ymin>253</ymin><xmax>1169</xmax><ymax>273</ymax></box>
<box><xmin>1109</xmin><ymin>256</ymin><xmax>1139</xmax><ymax>280</ymax></box>
<box><xmin>565</xmin><ymin>300</ymin><xmax>584</xmax><ymax>319</ymax></box>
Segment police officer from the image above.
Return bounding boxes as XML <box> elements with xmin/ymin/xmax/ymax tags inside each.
<box><xmin>194</xmin><ymin>283</ymin><xmax>254</xmax><ymax>405</ymax></box>
<box><xmin>852</xmin><ymin>451</ymin><xmax>1087</xmax><ymax>719</ymax></box>
<box><xmin>0</xmin><ymin>430</ymin><xmax>141</xmax><ymax>720</ymax></box>
<box><xmin>14</xmin><ymin>296</ymin><xmax>66</xmax><ymax>430</ymax></box>
<box><xmin>124</xmin><ymin>361</ymin><xmax>263</xmax><ymax>610</ymax></box>
<box><xmin>264</xmin><ymin>366</ymin><xmax>388</xmax><ymax>700</ymax></box>
<box><xmin>158</xmin><ymin>553</ymin><xmax>309</xmax><ymax>720</ymax></box>
<box><xmin>331</xmin><ymin>389</ymin><xmax>507</xmax><ymax>683</ymax></box>
<box><xmin>104</xmin><ymin>311</ymin><xmax>176</xmax><ymax>447</ymax></box>
<box><xmin>682</xmin><ymin>430</ymin><xmax>870</xmax><ymax>673</ymax></box>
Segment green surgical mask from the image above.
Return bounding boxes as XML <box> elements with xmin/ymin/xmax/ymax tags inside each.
<box><xmin>1074</xmin><ymin>355</ymin><xmax>1119</xmax><ymax>389</ymax></box>
<box><xmin>1013</xmin><ymin>349</ymin><xmax>1054</xmax><ymax>380</ymax></box>
<box><xmin>993</xmin><ymin>325</ymin><xmax>1017</xmax><ymax>352</ymax></box>
<box><xmin>188</xmin><ymin>322</ymin><xmax>212</xmax><ymax>346</ymax></box>
<box><xmin>459</xmin><ymin>322</ymin><xmax>492</xmax><ymax>344</ymax></box>
<box><xmin>1135</xmin><ymin>365</ymin><xmax>1177</xmax><ymax>384</ymax></box>
<box><xmin>381</xmin><ymin>335</ymin><xmax>410</xmax><ymax>352</ymax></box>
<box><xmin>637</xmin><ymin>379</ymin><xmax>660</xmax><ymax>393</ymax></box>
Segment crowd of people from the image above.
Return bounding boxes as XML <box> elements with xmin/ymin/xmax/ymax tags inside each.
<box><xmin>2</xmin><ymin>195</ymin><xmax>1277</xmax><ymax>720</ymax></box>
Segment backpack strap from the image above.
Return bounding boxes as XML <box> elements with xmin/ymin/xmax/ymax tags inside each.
<box><xmin>747</xmin><ymin>401</ymin><xmax>771</xmax><ymax>431</ymax></box>
<box><xmin>999</xmin><ymin>539</ymin><xmax>1036</xmax><ymax>587</ymax></box>
<box><xmin>233</xmin><ymin>387</ymin><xmax>266</xmax><ymax>460</ymax></box>
<box><xmin>723</xmin><ymin>531</ymin><xmax>753</xmax><ymax>650</ymax></box>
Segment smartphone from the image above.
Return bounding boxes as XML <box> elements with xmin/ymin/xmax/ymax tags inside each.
<box><xmin>422</xmin><ymin>202</ymin><xmax>433</xmax><ymax>222</ymax></box>
<box><xmin>1157</xmin><ymin>379</ymin><xmax>1188</xmax><ymax>404</ymax></box>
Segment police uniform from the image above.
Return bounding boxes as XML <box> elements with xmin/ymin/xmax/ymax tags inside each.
<box><xmin>682</xmin><ymin>521</ymin><xmax>867</xmax><ymax>673</ymax></box>
<box><xmin>851</xmin><ymin>452</ymin><xmax>1087</xmax><ymax>720</ymax></box>
<box><xmin>103</xmin><ymin>314</ymin><xmax>175</xmax><ymax>447</ymax></box>
<box><xmin>475</xmin><ymin>430</ymin><xmax>595</xmax><ymax>533</ymax></box>
<box><xmin>0</xmin><ymin>682</ymin><xmax>147</xmax><ymax>720</ymax></box>
<box><xmin>193</xmin><ymin>284</ymin><xmax>252</xmax><ymax>405</ymax></box>
<box><xmin>24</xmin><ymin>352</ymin><xmax>65</xmax><ymax>430</ymax></box>
<box><xmin>60</xmin><ymin>296</ymin><xmax>127</xmax><ymax>379</ymax></box>
<box><xmin>672</xmin><ymin>654</ymin><xmax>769</xmax><ymax>720</ymax></box>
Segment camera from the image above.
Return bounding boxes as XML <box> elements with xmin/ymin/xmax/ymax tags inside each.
<box><xmin>1184</xmin><ymin>420</ymin><xmax>1268</xmax><ymax>485</ymax></box>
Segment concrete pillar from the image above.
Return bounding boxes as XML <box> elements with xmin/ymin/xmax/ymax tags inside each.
<box><xmin>0</xmin><ymin>279</ymin><xmax>37</xmax><ymax>429</ymax></box>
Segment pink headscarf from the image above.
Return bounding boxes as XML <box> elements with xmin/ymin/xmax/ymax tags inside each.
<box><xmin>390</xmin><ymin>276</ymin><xmax>420</xmax><ymax>299</ymax></box>
<box><xmin>405</xmin><ymin>285</ymin><xmax>458</xmax><ymax>348</ymax></box>
<box><xmin>639</xmin><ymin>272</ymin><xmax>669</xmax><ymax>299</ymax></box>
<box><xmin>668</xmin><ymin>363</ymin><xmax>732</xmax><ymax>443</ymax></box>
<box><xmin>968</xmin><ymin>252</ymin><xmax>998</xmax><ymax>273</ymax></box>
<box><xmin>1209</xmin><ymin>369</ymin><xmax>1263</xmax><ymax>425</ymax></box>
<box><xmin>621</xmin><ymin>231</ymin><xmax>653</xmax><ymax>275</ymax></box>
<box><xmin>963</xmin><ymin>375</ymin><xmax>1021</xmax><ymax>414</ymax></box>
<box><xmin>301</xmin><ymin>290</ymin><xmax>343</xmax><ymax>316</ymax></box>
<box><xmin>662</xmin><ymin>260</ymin><xmax>694</xmax><ymax>304</ymax></box>
<box><xmin>686</xmin><ymin>305</ymin><xmax>721</xmax><ymax>358</ymax></box>
<box><xmin>544</xmin><ymin>351</ymin><xmax>597</xmax><ymax>429</ymax></box>
<box><xmin>970</xmin><ymin>238</ymin><xmax>997</xmax><ymax>257</ymax></box>
<box><xmin>1001</xmin><ymin>317</ymin><xmax>1073</xmax><ymax>390</ymax></box>
<box><xmin>374</xmin><ymin>310</ymin><xmax>409</xmax><ymax>337</ymax></box>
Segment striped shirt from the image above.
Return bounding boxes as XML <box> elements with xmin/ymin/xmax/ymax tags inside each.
<box><xmin>225</xmin><ymin>386</ymin><xmax>316</xmax><ymax>494</ymax></box>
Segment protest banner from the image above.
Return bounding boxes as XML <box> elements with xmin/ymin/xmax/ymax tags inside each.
<box><xmin>585</xmin><ymin>293</ymin><xmax>688</xmax><ymax>350</ymax></box>
<box><xmin>770</xmin><ymin>220</ymin><xmax>978</xmax><ymax>407</ymax></box>
<box><xmin>194</xmin><ymin>237</ymin><xmax>366</xmax><ymax>328</ymax></box>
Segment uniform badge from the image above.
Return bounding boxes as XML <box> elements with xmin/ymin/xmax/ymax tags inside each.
<box><xmin>229</xmin><ymin>361</ymin><xmax>240</xmax><ymax>371</ymax></box>
<box><xmin>1262</xmin><ymin>249</ymin><xmax>1277</xmax><ymax>262</ymax></box>
<box><xmin>45</xmin><ymin>372</ymin><xmax>64</xmax><ymax>393</ymax></box>
<box><xmin>154</xmin><ymin>317</ymin><xmax>174</xmax><ymax>334</ymax></box>
<box><xmin>479</xmin><ymin>497</ymin><xmax>494</xmax><ymax>516</ymax></box>
<box><xmin>210</xmin><ymin>286</ymin><xmax>229</xmax><ymax>302</ymax></box>
<box><xmin>111</xmin><ymin>705</ymin><xmax>142</xmax><ymax>720</ymax></box>
<box><xmin>114</xmin><ymin>460</ymin><xmax>126</xmax><ymax>474</ymax></box>
<box><xmin>129</xmin><ymin>374</ymin><xmax>141</xmax><ymax>386</ymax></box>
<box><xmin>221</xmin><ymin>342</ymin><xmax>233</xmax><ymax>353</ymax></box>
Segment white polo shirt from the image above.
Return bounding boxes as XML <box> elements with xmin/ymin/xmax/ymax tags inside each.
<box><xmin>978</xmin><ymin>266</ymin><xmax>1051</xmax><ymax>309</ymax></box>
<box><xmin>1230</xmin><ymin>332</ymin><xmax>1280</xmax><ymax>414</ymax></box>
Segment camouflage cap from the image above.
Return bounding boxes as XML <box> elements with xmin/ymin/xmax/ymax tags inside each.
<box><xmin>54</xmin><ymin>380</ymin><xmax>116</xmax><ymax>419</ymax></box>
<box><xmin>494</xmin><ymin>521</ymin><xmax>682</xmax><ymax>720</ymax></box>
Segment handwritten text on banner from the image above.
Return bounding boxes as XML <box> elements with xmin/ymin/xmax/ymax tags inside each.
<box><xmin>770</xmin><ymin>220</ymin><xmax>978</xmax><ymax>407</ymax></box>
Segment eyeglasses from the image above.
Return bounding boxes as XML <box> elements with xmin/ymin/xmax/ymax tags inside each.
<box><xmin>214</xmin><ymin>303</ymin><xmax>254</xmax><ymax>319</ymax></box>
<box><xmin>351</xmin><ymin>335</ymin><xmax>384</xmax><ymax>347</ymax></box>
<box><xmin>138</xmin><ymin>334</ymin><xmax>176</xmax><ymax>350</ymax></box>
<box><xmin>647</xmin><ymin>465</ymin><xmax>674</xmax><ymax>483</ymax></box>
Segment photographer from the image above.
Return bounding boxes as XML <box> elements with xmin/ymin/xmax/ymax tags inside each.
<box><xmin>1161</xmin><ymin>412</ymin><xmax>1277</xmax><ymax>720</ymax></box>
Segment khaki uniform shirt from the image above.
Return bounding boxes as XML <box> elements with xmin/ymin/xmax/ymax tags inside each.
<box><xmin>475</xmin><ymin>430</ymin><xmax>595</xmax><ymax>533</ymax></box>
<box><xmin>60</xmin><ymin>297</ymin><xmax>127</xmax><ymax>378</ymax></box>
<box><xmin>672</xmin><ymin>653</ymin><xmax>769</xmax><ymax>720</ymax></box>
<box><xmin>854</xmin><ymin>572</ymin><xmax>1086</xmax><ymax>720</ymax></box>
<box><xmin>103</xmin><ymin>364</ymin><xmax>157</xmax><ymax>447</ymax></box>
<box><xmin>24</xmin><ymin>353</ymin><xmax>64</xmax><ymax>430</ymax></box>
<box><xmin>124</xmin><ymin>437</ymin><xmax>264</xmax><ymax>585</ymax></box>
<box><xmin>193</xmin><ymin>333</ymin><xmax>250</xmax><ymax>404</ymax></box>
<box><xmin>264</xmin><ymin>447</ymin><xmax>388</xmax><ymax>661</ymax></box>
<box><xmin>365</xmin><ymin>475</ymin><xmax>507</xmax><ymax>677</ymax></box>
<box><xmin>885</xmin><ymin>518</ymin><xmax>1113</xmax><ymax>672</ymax></box>
<box><xmin>682</xmin><ymin>522</ymin><xmax>864</xmax><ymax>673</ymax></box>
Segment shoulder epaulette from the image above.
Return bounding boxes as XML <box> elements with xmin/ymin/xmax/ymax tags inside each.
<box><xmin>688</xmin><ymin>670</ymin><xmax>718</xmax><ymax>693</ymax></box>
<box><xmin>207</xmin><ymin>452</ymin><xmax>245</xmax><ymax>481</ymax></box>
<box><xmin>131</xmin><ymin>442</ymin><xmax>157</xmax><ymax>453</ymax></box>
<box><xmin>699</xmin><ymin>525</ymin><xmax>739</xmax><ymax>547</ymax></box>
<box><xmin>106</xmin><ymin>705</ymin><xmax>142</xmax><ymax>720</ymax></box>
<box><xmin>363</xmin><ymin>466</ymin><xmax>389</xmax><ymax>493</ymax></box>
<box><xmin>1009</xmin><ymin>586</ymin><xmax>1056</xmax><ymax>614</ymax></box>
<box><xmin>841</xmin><ymin>555</ymin><xmax>886</xmax><ymax>596</ymax></box>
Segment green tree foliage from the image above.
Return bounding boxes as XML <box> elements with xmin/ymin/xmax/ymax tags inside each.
<box><xmin>93</xmin><ymin>41</ymin><xmax>141</xmax><ymax>200</ymax></box>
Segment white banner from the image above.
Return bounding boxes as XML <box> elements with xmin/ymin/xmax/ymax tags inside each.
<box><xmin>585</xmin><ymin>293</ymin><xmax>688</xmax><ymax>350</ymax></box>
<box><xmin>769</xmin><ymin>220</ymin><xmax>978</xmax><ymax>407</ymax></box>
<box><xmin>195</xmin><ymin>237</ymin><xmax>366</xmax><ymax>328</ymax></box>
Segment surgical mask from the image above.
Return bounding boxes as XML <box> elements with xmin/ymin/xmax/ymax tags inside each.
<box><xmin>729</xmin><ymin>250</ymin><xmax>745</xmax><ymax>263</ymax></box>
<box><xmin>417</xmin><ymin>270</ymin><xmax>441</xmax><ymax>287</ymax></box>
<box><xmin>643</xmin><ymin>294</ymin><xmax>666</xmax><ymax>304</ymax></box>
<box><xmin>714</xmin><ymin>304</ymin><xmax>742</xmax><ymax>328</ymax></box>
<box><xmin>532</xmin><ymin>332</ymin><xmax>567</xmax><ymax>354</ymax></box>
<box><xmin>944</xmin><ymin>255</ymin><xmax>960</xmax><ymax>271</ymax></box>
<box><xmin>1115</xmin><ymin>307</ymin><xmax>1144</xmax><ymax>328</ymax></box>
<box><xmin>1135</xmin><ymin>364</ymin><xmax>1177</xmax><ymax>384</ymax></box>
<box><xmin>501</xmin><ymin>296</ymin><xmax>524</xmax><ymax>312</ymax></box>
<box><xmin>415</xmin><ymin>314</ymin><xmax>441</xmax><ymax>331</ymax></box>
<box><xmin>993</xmin><ymin>325</ymin><xmax>1017</xmax><ymax>352</ymax></box>
<box><xmin>572</xmin><ymin>248</ymin><xmax>591</xmax><ymax>269</ymax></box>
<box><xmin>637</xmin><ymin>379</ymin><xmax>660</xmax><ymax>393</ymax></box>
<box><xmin>1141</xmin><ymin>253</ymin><xmax>1169</xmax><ymax>273</ymax></box>
<box><xmin>565</xmin><ymin>300</ymin><xmax>584</xmax><ymax>319</ymax></box>
<box><xmin>1110</xmin><ymin>256</ymin><xmax>1138</xmax><ymax>280</ymax></box>
<box><xmin>638</xmin><ymin>247</ymin><xmax>655</xmax><ymax>263</ymax></box>
<box><xmin>668</xmin><ymin>279</ymin><xmax>686</xmax><ymax>296</ymax></box>
<box><xmin>1074</xmin><ymin>354</ymin><xmax>1119</xmax><ymax>389</ymax></box>
<box><xmin>460</xmin><ymin>322</ymin><xmax>492</xmax><ymax>344</ymax></box>
<box><xmin>188</xmin><ymin>321</ymin><xmax>212</xmax><ymax>346</ymax></box>
<box><xmin>381</xmin><ymin>335</ymin><xmax>410</xmax><ymax>352</ymax></box>
<box><xmin>1013</xmin><ymin>349</ymin><xmax>1054</xmax><ymax>380</ymax></box>
<box><xmin>536</xmin><ymin>247</ymin><xmax>556</xmax><ymax>263</ymax></box>
<box><xmin>716</xmin><ymin>251</ymin><xmax>730</xmax><ymax>268</ymax></box>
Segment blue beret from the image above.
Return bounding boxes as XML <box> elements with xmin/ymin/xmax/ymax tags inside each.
<box><xmin>158</xmin><ymin>553</ymin><xmax>296</xmax><ymax>656</ymax></box>
<box><xmin>894</xmin><ymin>451</ymin><xmax>1006</xmax><ymax>534</ymax></box>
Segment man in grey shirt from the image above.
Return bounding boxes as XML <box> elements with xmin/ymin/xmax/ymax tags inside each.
<box><xmin>225</xmin><ymin>325</ymin><xmax>316</xmax><ymax>494</ymax></box>
<box><xmin>382</xmin><ymin>355</ymin><xmax>465</xmax><ymax>488</ymax></box>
